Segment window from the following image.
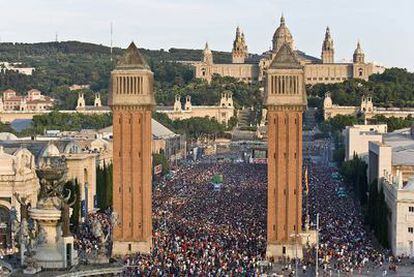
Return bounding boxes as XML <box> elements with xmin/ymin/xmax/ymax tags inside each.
<box><xmin>409</xmin><ymin>227</ymin><xmax>414</xmax><ymax>234</ymax></box>
<box><xmin>409</xmin><ymin>207</ymin><xmax>414</xmax><ymax>213</ymax></box>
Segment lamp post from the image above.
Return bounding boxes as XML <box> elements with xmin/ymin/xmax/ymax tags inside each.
<box><xmin>290</xmin><ymin>233</ymin><xmax>300</xmax><ymax>277</ymax></box>
<box><xmin>315</xmin><ymin>213</ymin><xmax>320</xmax><ymax>277</ymax></box>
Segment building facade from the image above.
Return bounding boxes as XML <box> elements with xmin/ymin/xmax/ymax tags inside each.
<box><xmin>193</xmin><ymin>16</ymin><xmax>385</xmax><ymax>85</ymax></box>
<box><xmin>0</xmin><ymin>146</ymin><xmax>39</xmax><ymax>250</ymax></box>
<box><xmin>0</xmin><ymin>138</ymin><xmax>98</xmax><ymax>216</ymax></box>
<box><xmin>0</xmin><ymin>62</ymin><xmax>34</xmax><ymax>75</ymax></box>
<box><xmin>0</xmin><ymin>89</ymin><xmax>54</xmax><ymax>112</ymax></box>
<box><xmin>343</xmin><ymin>124</ymin><xmax>387</xmax><ymax>162</ymax></box>
<box><xmin>265</xmin><ymin>41</ymin><xmax>307</xmax><ymax>258</ymax></box>
<box><xmin>157</xmin><ymin>92</ymin><xmax>235</xmax><ymax>125</ymax></box>
<box><xmin>381</xmin><ymin>171</ymin><xmax>414</xmax><ymax>256</ymax></box>
<box><xmin>324</xmin><ymin>93</ymin><xmax>414</xmax><ymax>120</ymax></box>
<box><xmin>110</xmin><ymin>42</ymin><xmax>154</xmax><ymax>255</ymax></box>
<box><xmin>76</xmin><ymin>93</ymin><xmax>107</xmax><ymax>112</ymax></box>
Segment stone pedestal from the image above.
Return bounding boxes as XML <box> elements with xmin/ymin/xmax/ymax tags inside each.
<box><xmin>29</xmin><ymin>208</ymin><xmax>78</xmax><ymax>269</ymax></box>
<box><xmin>62</xmin><ymin>236</ymin><xmax>78</xmax><ymax>268</ymax></box>
<box><xmin>266</xmin><ymin>230</ymin><xmax>317</xmax><ymax>260</ymax></box>
<box><xmin>266</xmin><ymin>243</ymin><xmax>304</xmax><ymax>260</ymax></box>
<box><xmin>112</xmin><ymin>240</ymin><xmax>152</xmax><ymax>256</ymax></box>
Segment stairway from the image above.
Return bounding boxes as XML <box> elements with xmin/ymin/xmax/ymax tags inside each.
<box><xmin>237</xmin><ymin>108</ymin><xmax>252</xmax><ymax>128</ymax></box>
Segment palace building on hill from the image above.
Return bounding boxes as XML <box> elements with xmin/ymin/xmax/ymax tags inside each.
<box><xmin>193</xmin><ymin>16</ymin><xmax>385</xmax><ymax>85</ymax></box>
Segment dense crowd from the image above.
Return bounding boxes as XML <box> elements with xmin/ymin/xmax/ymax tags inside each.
<box><xmin>122</xmin><ymin>162</ymin><xmax>268</xmax><ymax>275</ymax></box>
<box><xmin>74</xmin><ymin>210</ymin><xmax>112</xmax><ymax>262</ymax></box>
<box><xmin>71</xmin><ymin>139</ymin><xmax>399</xmax><ymax>275</ymax></box>
<box><xmin>306</xmin><ymin>140</ymin><xmax>388</xmax><ymax>274</ymax></box>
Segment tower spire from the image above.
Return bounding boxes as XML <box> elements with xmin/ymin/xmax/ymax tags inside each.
<box><xmin>202</xmin><ymin>41</ymin><xmax>213</xmax><ymax>65</ymax></box>
<box><xmin>280</xmin><ymin>13</ymin><xmax>285</xmax><ymax>25</ymax></box>
<box><xmin>110</xmin><ymin>22</ymin><xmax>113</xmax><ymax>62</ymax></box>
<box><xmin>321</xmin><ymin>26</ymin><xmax>334</xmax><ymax>63</ymax></box>
<box><xmin>232</xmin><ymin>26</ymin><xmax>248</xmax><ymax>64</ymax></box>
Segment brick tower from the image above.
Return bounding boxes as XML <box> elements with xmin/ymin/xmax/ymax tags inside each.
<box><xmin>109</xmin><ymin>42</ymin><xmax>155</xmax><ymax>255</ymax></box>
<box><xmin>265</xmin><ymin>42</ymin><xmax>307</xmax><ymax>259</ymax></box>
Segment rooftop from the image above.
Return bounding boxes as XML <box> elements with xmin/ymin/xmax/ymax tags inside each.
<box><xmin>384</xmin><ymin>128</ymin><xmax>414</xmax><ymax>166</ymax></box>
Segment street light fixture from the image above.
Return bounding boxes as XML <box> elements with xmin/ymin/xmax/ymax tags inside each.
<box><xmin>289</xmin><ymin>233</ymin><xmax>301</xmax><ymax>277</ymax></box>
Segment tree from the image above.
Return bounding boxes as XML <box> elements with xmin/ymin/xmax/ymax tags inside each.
<box><xmin>153</xmin><ymin>152</ymin><xmax>169</xmax><ymax>176</ymax></box>
<box><xmin>370</xmin><ymin>115</ymin><xmax>413</xmax><ymax>132</ymax></box>
<box><xmin>340</xmin><ymin>154</ymin><xmax>368</xmax><ymax>205</ymax></box>
<box><xmin>96</xmin><ymin>163</ymin><xmax>113</xmax><ymax>210</ymax></box>
<box><xmin>307</xmin><ymin>68</ymin><xmax>414</xmax><ymax>108</ymax></box>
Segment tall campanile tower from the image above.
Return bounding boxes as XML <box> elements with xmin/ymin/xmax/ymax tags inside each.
<box><xmin>110</xmin><ymin>42</ymin><xmax>155</xmax><ymax>255</ymax></box>
<box><xmin>265</xmin><ymin>42</ymin><xmax>307</xmax><ymax>259</ymax></box>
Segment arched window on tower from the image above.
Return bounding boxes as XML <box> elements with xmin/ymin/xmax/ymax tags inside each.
<box><xmin>359</xmin><ymin>68</ymin><xmax>363</xmax><ymax>77</ymax></box>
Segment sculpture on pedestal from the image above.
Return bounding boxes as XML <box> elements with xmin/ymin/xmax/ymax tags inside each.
<box><xmin>10</xmin><ymin>205</ymin><xmax>42</xmax><ymax>274</ymax></box>
<box><xmin>90</xmin><ymin>217</ymin><xmax>110</xmax><ymax>264</ymax></box>
<box><xmin>58</xmin><ymin>188</ymin><xmax>76</xmax><ymax>237</ymax></box>
<box><xmin>28</xmin><ymin>156</ymin><xmax>78</xmax><ymax>269</ymax></box>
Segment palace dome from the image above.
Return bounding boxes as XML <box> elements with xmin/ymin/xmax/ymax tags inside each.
<box><xmin>272</xmin><ymin>15</ymin><xmax>294</xmax><ymax>54</ymax></box>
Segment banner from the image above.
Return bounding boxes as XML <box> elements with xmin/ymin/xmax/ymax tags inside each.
<box><xmin>154</xmin><ymin>164</ymin><xmax>163</xmax><ymax>175</ymax></box>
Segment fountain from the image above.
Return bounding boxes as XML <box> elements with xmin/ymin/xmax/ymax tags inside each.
<box><xmin>29</xmin><ymin>156</ymin><xmax>78</xmax><ymax>269</ymax></box>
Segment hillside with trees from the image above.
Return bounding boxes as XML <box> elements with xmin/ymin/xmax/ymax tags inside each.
<box><xmin>308</xmin><ymin>68</ymin><xmax>414</xmax><ymax>108</ymax></box>
<box><xmin>1</xmin><ymin>41</ymin><xmax>413</xmax><ymax>115</ymax></box>
<box><xmin>0</xmin><ymin>41</ymin><xmax>260</xmax><ymax>110</ymax></box>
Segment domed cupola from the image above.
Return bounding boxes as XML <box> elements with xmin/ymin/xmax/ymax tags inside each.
<box><xmin>272</xmin><ymin>15</ymin><xmax>294</xmax><ymax>54</ymax></box>
<box><xmin>353</xmin><ymin>41</ymin><xmax>365</xmax><ymax>63</ymax></box>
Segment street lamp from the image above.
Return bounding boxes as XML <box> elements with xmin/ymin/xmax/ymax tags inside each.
<box><xmin>290</xmin><ymin>233</ymin><xmax>300</xmax><ymax>277</ymax></box>
<box><xmin>315</xmin><ymin>213</ymin><xmax>320</xmax><ymax>277</ymax></box>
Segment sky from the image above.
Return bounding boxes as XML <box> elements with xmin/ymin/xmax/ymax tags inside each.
<box><xmin>1</xmin><ymin>0</ymin><xmax>413</xmax><ymax>71</ymax></box>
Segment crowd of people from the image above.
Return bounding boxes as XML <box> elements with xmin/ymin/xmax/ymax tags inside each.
<box><xmin>122</xmin><ymin>162</ymin><xmax>268</xmax><ymax>275</ymax></box>
<box><xmin>305</xmin><ymin>140</ymin><xmax>388</xmax><ymax>274</ymax></box>
<box><xmin>74</xmin><ymin>210</ymin><xmax>112</xmax><ymax>262</ymax></box>
<box><xmin>71</xmin><ymin>138</ymin><xmax>401</xmax><ymax>275</ymax></box>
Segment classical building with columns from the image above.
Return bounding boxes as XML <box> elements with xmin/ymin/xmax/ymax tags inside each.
<box><xmin>323</xmin><ymin>93</ymin><xmax>414</xmax><ymax>120</ymax></box>
<box><xmin>109</xmin><ymin>42</ymin><xmax>154</xmax><ymax>255</ymax></box>
<box><xmin>0</xmin><ymin>137</ymin><xmax>98</xmax><ymax>220</ymax></box>
<box><xmin>193</xmin><ymin>16</ymin><xmax>385</xmax><ymax>85</ymax></box>
<box><xmin>156</xmin><ymin>92</ymin><xmax>235</xmax><ymax>125</ymax></box>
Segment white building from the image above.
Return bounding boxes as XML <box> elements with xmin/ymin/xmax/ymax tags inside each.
<box><xmin>156</xmin><ymin>92</ymin><xmax>235</xmax><ymax>125</ymax></box>
<box><xmin>367</xmin><ymin>126</ymin><xmax>414</xmax><ymax>256</ymax></box>
<box><xmin>382</xmin><ymin>171</ymin><xmax>414</xmax><ymax>256</ymax></box>
<box><xmin>343</xmin><ymin>124</ymin><xmax>387</xmax><ymax>162</ymax></box>
<box><xmin>0</xmin><ymin>62</ymin><xmax>35</xmax><ymax>75</ymax></box>
<box><xmin>0</xmin><ymin>136</ymin><xmax>98</xmax><ymax>218</ymax></box>
<box><xmin>0</xmin><ymin>145</ymin><xmax>39</xmax><ymax>250</ymax></box>
<box><xmin>368</xmin><ymin>127</ymin><xmax>414</xmax><ymax>183</ymax></box>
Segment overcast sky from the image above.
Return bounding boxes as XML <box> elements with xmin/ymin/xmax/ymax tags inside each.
<box><xmin>1</xmin><ymin>0</ymin><xmax>413</xmax><ymax>70</ymax></box>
